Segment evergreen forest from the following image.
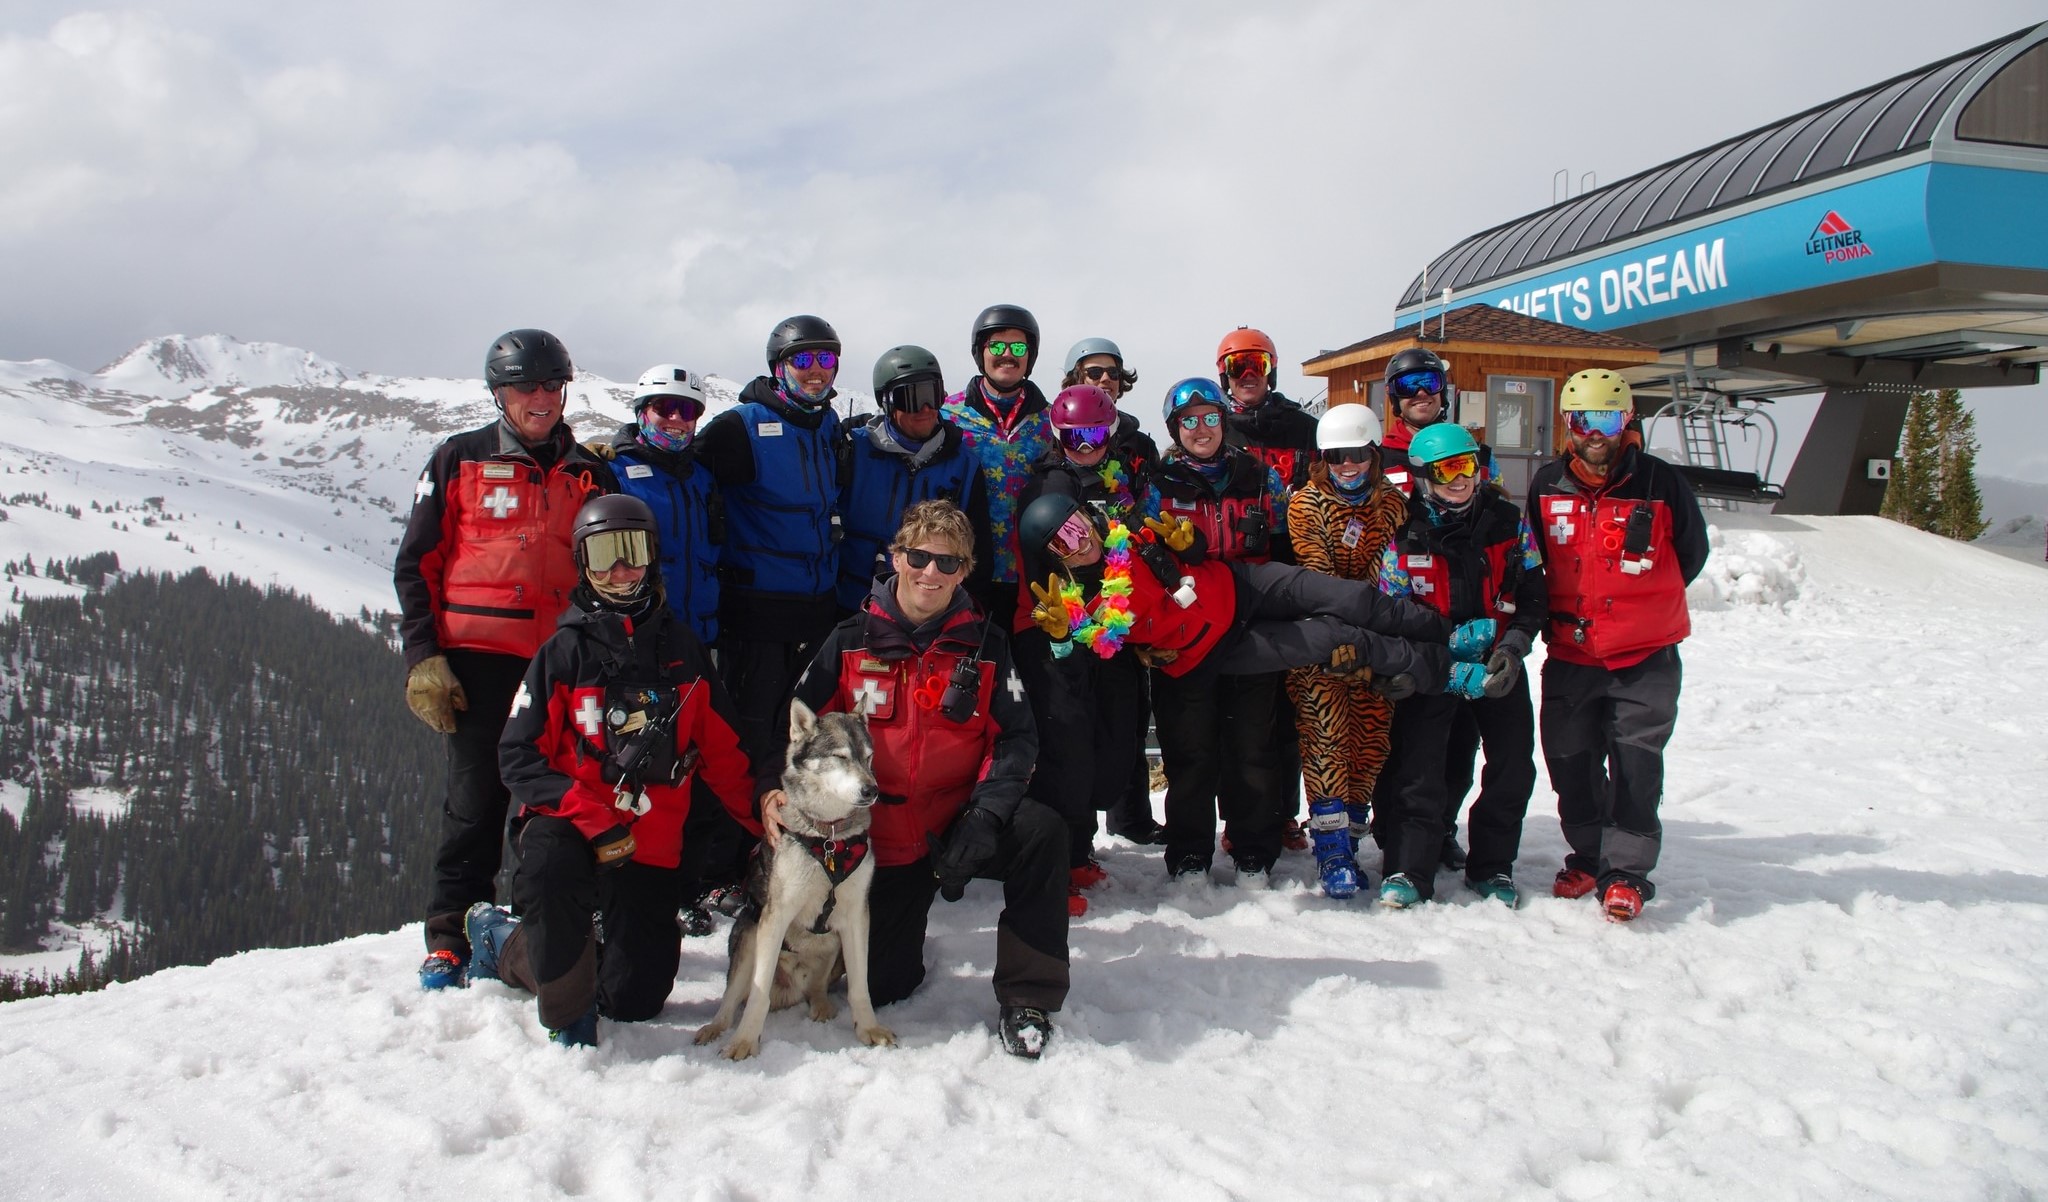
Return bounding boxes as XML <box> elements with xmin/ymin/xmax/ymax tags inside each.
<box><xmin>0</xmin><ymin>561</ymin><xmax>440</xmax><ymax>998</ymax></box>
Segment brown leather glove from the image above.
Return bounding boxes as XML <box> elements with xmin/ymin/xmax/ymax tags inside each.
<box><xmin>1322</xmin><ymin>643</ymin><xmax>1374</xmax><ymax>684</ymax></box>
<box><xmin>1134</xmin><ymin>646</ymin><xmax>1179</xmax><ymax>669</ymax></box>
<box><xmin>405</xmin><ymin>654</ymin><xmax>468</xmax><ymax>735</ymax></box>
<box><xmin>1028</xmin><ymin>574</ymin><xmax>1072</xmax><ymax>640</ymax></box>
<box><xmin>581</xmin><ymin>439</ymin><xmax>618</xmax><ymax>461</ymax></box>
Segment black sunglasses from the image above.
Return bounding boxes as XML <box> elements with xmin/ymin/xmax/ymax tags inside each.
<box><xmin>901</xmin><ymin>548</ymin><xmax>966</xmax><ymax>574</ymax></box>
<box><xmin>1320</xmin><ymin>445</ymin><xmax>1378</xmax><ymax>466</ymax></box>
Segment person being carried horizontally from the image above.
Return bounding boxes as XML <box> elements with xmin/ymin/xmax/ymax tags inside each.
<box><xmin>765</xmin><ymin>500</ymin><xmax>1060</xmax><ymax>1059</ymax></box>
<box><xmin>475</xmin><ymin>495</ymin><xmax>759</xmax><ymax>1046</ymax></box>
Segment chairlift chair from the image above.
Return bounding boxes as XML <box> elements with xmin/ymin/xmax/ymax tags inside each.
<box><xmin>1644</xmin><ymin>388</ymin><xmax>1786</xmax><ymax>505</ymax></box>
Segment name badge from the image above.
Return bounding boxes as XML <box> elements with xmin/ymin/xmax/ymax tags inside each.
<box><xmin>759</xmin><ymin>422</ymin><xmax>784</xmax><ymax>437</ymax></box>
<box><xmin>1341</xmin><ymin>517</ymin><xmax>1365</xmax><ymax>548</ymax></box>
<box><xmin>482</xmin><ymin>463</ymin><xmax>518</xmax><ymax>480</ymax></box>
<box><xmin>1548</xmin><ymin>498</ymin><xmax>1575</xmax><ymax>514</ymax></box>
<box><xmin>1170</xmin><ymin>497</ymin><xmax>1197</xmax><ymax>510</ymax></box>
<box><xmin>625</xmin><ymin>464</ymin><xmax>654</xmax><ymax>479</ymax></box>
<box><xmin>1406</xmin><ymin>554</ymin><xmax>1434</xmax><ymax>569</ymax></box>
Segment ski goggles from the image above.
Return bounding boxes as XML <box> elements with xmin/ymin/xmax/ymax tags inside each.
<box><xmin>785</xmin><ymin>350</ymin><xmax>838</xmax><ymax>371</ymax></box>
<box><xmin>1222</xmin><ymin>350</ymin><xmax>1273</xmax><ymax>380</ymax></box>
<box><xmin>1176</xmin><ymin>410</ymin><xmax>1224</xmax><ymax>431</ymax></box>
<box><xmin>1320</xmin><ymin>444</ymin><xmax>1378</xmax><ymax>466</ymax></box>
<box><xmin>582</xmin><ymin>529</ymin><xmax>653</xmax><ymax>573</ymax></box>
<box><xmin>508</xmin><ymin>378</ymin><xmax>568</xmax><ymax>395</ymax></box>
<box><xmin>1047</xmin><ymin>512</ymin><xmax>1096</xmax><ymax>559</ymax></box>
<box><xmin>1388</xmin><ymin>369</ymin><xmax>1446</xmax><ymax>400</ymax></box>
<box><xmin>983</xmin><ymin>340</ymin><xmax>1031</xmax><ymax>361</ymax></box>
<box><xmin>1060</xmin><ymin>424</ymin><xmax>1113</xmax><ymax>452</ymax></box>
<box><xmin>900</xmin><ymin>547</ymin><xmax>967</xmax><ymax>574</ymax></box>
<box><xmin>1566</xmin><ymin>409</ymin><xmax>1630</xmax><ymax>438</ymax></box>
<box><xmin>883</xmin><ymin>377</ymin><xmax>946</xmax><ymax>413</ymax></box>
<box><xmin>1080</xmin><ymin>364</ymin><xmax>1121</xmax><ymax>384</ymax></box>
<box><xmin>639</xmin><ymin>395</ymin><xmax>704</xmax><ymax>421</ymax></box>
<box><xmin>1423</xmin><ymin>452</ymin><xmax>1480</xmax><ymax>484</ymax></box>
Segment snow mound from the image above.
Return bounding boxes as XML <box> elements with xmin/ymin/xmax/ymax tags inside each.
<box><xmin>95</xmin><ymin>335</ymin><xmax>352</xmax><ymax>396</ymax></box>
<box><xmin>1688</xmin><ymin>526</ymin><xmax>1804</xmax><ymax>609</ymax></box>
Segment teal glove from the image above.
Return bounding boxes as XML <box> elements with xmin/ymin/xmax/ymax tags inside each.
<box><xmin>1448</xmin><ymin>618</ymin><xmax>1498</xmax><ymax>663</ymax></box>
<box><xmin>1447</xmin><ymin>661</ymin><xmax>1488</xmax><ymax>700</ymax></box>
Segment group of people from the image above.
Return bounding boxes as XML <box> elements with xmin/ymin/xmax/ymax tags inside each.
<box><xmin>392</xmin><ymin>310</ymin><xmax>1707</xmax><ymax>1058</ymax></box>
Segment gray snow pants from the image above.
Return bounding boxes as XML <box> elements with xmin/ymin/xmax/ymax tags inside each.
<box><xmin>1539</xmin><ymin>646</ymin><xmax>1682</xmax><ymax>898</ymax></box>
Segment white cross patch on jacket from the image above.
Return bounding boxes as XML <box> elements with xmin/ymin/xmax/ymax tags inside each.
<box><xmin>483</xmin><ymin>486</ymin><xmax>519</xmax><ymax>519</ymax></box>
<box><xmin>852</xmin><ymin>679</ymin><xmax>891</xmax><ymax>715</ymax></box>
<box><xmin>574</xmin><ymin>694</ymin><xmax>604</xmax><ymax>738</ymax></box>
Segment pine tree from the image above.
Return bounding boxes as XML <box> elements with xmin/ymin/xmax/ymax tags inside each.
<box><xmin>1881</xmin><ymin>391</ymin><xmax>1940</xmax><ymax>531</ymax></box>
<box><xmin>1933</xmin><ymin>389</ymin><xmax>1988</xmax><ymax>542</ymax></box>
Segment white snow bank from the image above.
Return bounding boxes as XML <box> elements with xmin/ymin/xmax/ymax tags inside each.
<box><xmin>1688</xmin><ymin>525</ymin><xmax>1804</xmax><ymax>609</ymax></box>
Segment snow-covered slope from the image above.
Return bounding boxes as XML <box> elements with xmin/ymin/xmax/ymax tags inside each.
<box><xmin>0</xmin><ymin>513</ymin><xmax>2043</xmax><ymax>1200</ymax></box>
<box><xmin>0</xmin><ymin>335</ymin><xmax>761</xmax><ymax>621</ymax></box>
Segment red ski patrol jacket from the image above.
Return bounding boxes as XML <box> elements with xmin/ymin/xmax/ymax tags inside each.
<box><xmin>1152</xmin><ymin>447</ymin><xmax>1292</xmax><ymax>566</ymax></box>
<box><xmin>499</xmin><ymin>593</ymin><xmax>758</xmax><ymax>868</ymax></box>
<box><xmin>394</xmin><ymin>419</ymin><xmax>615</xmax><ymax>668</ymax></box>
<box><xmin>784</xmin><ymin>583</ymin><xmax>1037</xmax><ymax>868</ymax></box>
<box><xmin>1527</xmin><ymin>439</ymin><xmax>1707</xmax><ymax>671</ymax></box>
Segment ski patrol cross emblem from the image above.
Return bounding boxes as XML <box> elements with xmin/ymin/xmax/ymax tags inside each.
<box><xmin>414</xmin><ymin>473</ymin><xmax>434</xmax><ymax>503</ymax></box>
<box><xmin>1547</xmin><ymin>498</ymin><xmax>1575</xmax><ymax>543</ymax></box>
<box><xmin>1006</xmin><ymin>670</ymin><xmax>1024</xmax><ymax>703</ymax></box>
<box><xmin>510</xmin><ymin>681</ymin><xmax>532</xmax><ymax>715</ymax></box>
<box><xmin>851</xmin><ymin>679</ymin><xmax>892</xmax><ymax>716</ymax></box>
<box><xmin>573</xmin><ymin>693</ymin><xmax>604</xmax><ymax>738</ymax></box>
<box><xmin>483</xmin><ymin>486</ymin><xmax>520</xmax><ymax>519</ymax></box>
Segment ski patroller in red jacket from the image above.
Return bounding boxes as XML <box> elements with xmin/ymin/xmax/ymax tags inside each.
<box><xmin>785</xmin><ymin>584</ymin><xmax>1037</xmax><ymax>868</ymax></box>
<box><xmin>499</xmin><ymin>592</ymin><xmax>759</xmax><ymax>868</ymax></box>
<box><xmin>1379</xmin><ymin>490</ymin><xmax>1548</xmax><ymax>644</ymax></box>
<box><xmin>1527</xmin><ymin>440</ymin><xmax>1708</xmax><ymax>671</ymax></box>
<box><xmin>394</xmin><ymin>420</ymin><xmax>616</xmax><ymax>668</ymax></box>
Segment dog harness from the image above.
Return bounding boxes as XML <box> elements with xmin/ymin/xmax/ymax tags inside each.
<box><xmin>793</xmin><ymin>829</ymin><xmax>871</xmax><ymax>934</ymax></box>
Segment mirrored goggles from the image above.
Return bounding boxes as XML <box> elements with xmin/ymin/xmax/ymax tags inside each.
<box><xmin>1222</xmin><ymin>350</ymin><xmax>1273</xmax><ymax>380</ymax></box>
<box><xmin>1320</xmin><ymin>444</ymin><xmax>1378</xmax><ymax>466</ymax></box>
<box><xmin>984</xmin><ymin>340</ymin><xmax>1030</xmax><ymax>361</ymax></box>
<box><xmin>900</xmin><ymin>547</ymin><xmax>966</xmax><ymax>574</ymax></box>
<box><xmin>1424</xmin><ymin>452</ymin><xmax>1480</xmax><ymax>484</ymax></box>
<box><xmin>641</xmin><ymin>395</ymin><xmax>704</xmax><ymax>421</ymax></box>
<box><xmin>786</xmin><ymin>350</ymin><xmax>838</xmax><ymax>371</ymax></box>
<box><xmin>1177</xmin><ymin>410</ymin><xmax>1223</xmax><ymax>431</ymax></box>
<box><xmin>1566</xmin><ymin>409</ymin><xmax>1629</xmax><ymax>438</ymax></box>
<box><xmin>1048</xmin><ymin>512</ymin><xmax>1095</xmax><ymax>559</ymax></box>
<box><xmin>1388</xmin><ymin>369</ymin><xmax>1446</xmax><ymax>400</ymax></box>
<box><xmin>510</xmin><ymin>378</ymin><xmax>568</xmax><ymax>395</ymax></box>
<box><xmin>582</xmin><ymin>529</ymin><xmax>653</xmax><ymax>574</ymax></box>
<box><xmin>1060</xmin><ymin>424</ymin><xmax>1112</xmax><ymax>452</ymax></box>
<box><xmin>884</xmin><ymin>377</ymin><xmax>946</xmax><ymax>413</ymax></box>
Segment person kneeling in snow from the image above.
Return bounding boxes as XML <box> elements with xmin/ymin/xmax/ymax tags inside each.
<box><xmin>475</xmin><ymin>495</ymin><xmax>760</xmax><ymax>1047</ymax></box>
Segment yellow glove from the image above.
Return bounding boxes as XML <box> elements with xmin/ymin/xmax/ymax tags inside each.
<box><xmin>1143</xmin><ymin>515</ymin><xmax>1195</xmax><ymax>552</ymax></box>
<box><xmin>581</xmin><ymin>439</ymin><xmax>618</xmax><ymax>461</ymax></box>
<box><xmin>1028</xmin><ymin>574</ymin><xmax>1071</xmax><ymax>640</ymax></box>
<box><xmin>405</xmin><ymin>654</ymin><xmax>468</xmax><ymax>735</ymax></box>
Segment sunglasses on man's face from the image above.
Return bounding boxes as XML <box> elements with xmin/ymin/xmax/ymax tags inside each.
<box><xmin>1320</xmin><ymin>445</ymin><xmax>1378</xmax><ymax>466</ymax></box>
<box><xmin>510</xmin><ymin>379</ymin><xmax>567</xmax><ymax>395</ymax></box>
<box><xmin>1177</xmin><ymin>411</ymin><xmax>1223</xmax><ymax>431</ymax></box>
<box><xmin>642</xmin><ymin>396</ymin><xmax>704</xmax><ymax>421</ymax></box>
<box><xmin>1566</xmin><ymin>409</ymin><xmax>1629</xmax><ymax>438</ymax></box>
<box><xmin>984</xmin><ymin>340</ymin><xmax>1030</xmax><ymax>361</ymax></box>
<box><xmin>1081</xmin><ymin>364</ymin><xmax>1119</xmax><ymax>383</ymax></box>
<box><xmin>1388</xmin><ymin>370</ymin><xmax>1446</xmax><ymax>400</ymax></box>
<box><xmin>786</xmin><ymin>350</ymin><xmax>838</xmax><ymax>371</ymax></box>
<box><xmin>900</xmin><ymin>547</ymin><xmax>966</xmax><ymax>574</ymax></box>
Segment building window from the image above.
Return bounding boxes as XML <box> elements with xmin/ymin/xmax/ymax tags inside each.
<box><xmin>1957</xmin><ymin>41</ymin><xmax>2048</xmax><ymax>149</ymax></box>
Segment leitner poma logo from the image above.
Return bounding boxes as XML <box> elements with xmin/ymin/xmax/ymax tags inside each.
<box><xmin>1806</xmin><ymin>210</ymin><xmax>1872</xmax><ymax>264</ymax></box>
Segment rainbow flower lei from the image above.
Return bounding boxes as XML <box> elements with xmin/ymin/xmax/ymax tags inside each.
<box><xmin>1058</xmin><ymin>521</ymin><xmax>1135</xmax><ymax>658</ymax></box>
<box><xmin>1095</xmin><ymin>460</ymin><xmax>1138</xmax><ymax>519</ymax></box>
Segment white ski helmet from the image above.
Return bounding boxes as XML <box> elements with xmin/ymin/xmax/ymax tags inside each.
<box><xmin>634</xmin><ymin>364</ymin><xmax>707</xmax><ymax>410</ymax></box>
<box><xmin>1317</xmin><ymin>403</ymin><xmax>1383</xmax><ymax>450</ymax></box>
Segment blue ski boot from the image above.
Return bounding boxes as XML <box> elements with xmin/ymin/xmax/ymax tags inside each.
<box><xmin>464</xmin><ymin>902</ymin><xmax>518</xmax><ymax>983</ymax></box>
<box><xmin>418</xmin><ymin>949</ymin><xmax>466</xmax><ymax>991</ymax></box>
<box><xmin>1307</xmin><ymin>798</ymin><xmax>1362</xmax><ymax>900</ymax></box>
<box><xmin>549</xmin><ymin>1007</ymin><xmax>599</xmax><ymax>1048</ymax></box>
<box><xmin>1346</xmin><ymin>801</ymin><xmax>1372</xmax><ymax>851</ymax></box>
<box><xmin>1379</xmin><ymin>873</ymin><xmax>1423</xmax><ymax>909</ymax></box>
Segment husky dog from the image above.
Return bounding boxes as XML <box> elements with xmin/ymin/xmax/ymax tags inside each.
<box><xmin>695</xmin><ymin>698</ymin><xmax>896</xmax><ymax>1060</ymax></box>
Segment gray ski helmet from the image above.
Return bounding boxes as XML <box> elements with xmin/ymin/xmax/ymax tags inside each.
<box><xmin>872</xmin><ymin>344</ymin><xmax>943</xmax><ymax>395</ymax></box>
<box><xmin>1062</xmin><ymin>337</ymin><xmax>1124</xmax><ymax>375</ymax></box>
<box><xmin>765</xmin><ymin>315</ymin><xmax>840</xmax><ymax>370</ymax></box>
<box><xmin>484</xmin><ymin>329</ymin><xmax>573</xmax><ymax>390</ymax></box>
<box><xmin>971</xmin><ymin>304</ymin><xmax>1041</xmax><ymax>373</ymax></box>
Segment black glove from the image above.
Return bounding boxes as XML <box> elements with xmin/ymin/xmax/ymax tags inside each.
<box><xmin>1482</xmin><ymin>630</ymin><xmax>1534</xmax><ymax>699</ymax></box>
<box><xmin>1372</xmin><ymin>673</ymin><xmax>1418</xmax><ymax>702</ymax></box>
<box><xmin>928</xmin><ymin>807</ymin><xmax>1003</xmax><ymax>901</ymax></box>
<box><xmin>591</xmin><ymin>825</ymin><xmax>637</xmax><ymax>870</ymax></box>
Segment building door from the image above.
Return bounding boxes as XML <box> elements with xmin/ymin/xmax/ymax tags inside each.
<box><xmin>1484</xmin><ymin>375</ymin><xmax>1553</xmax><ymax>499</ymax></box>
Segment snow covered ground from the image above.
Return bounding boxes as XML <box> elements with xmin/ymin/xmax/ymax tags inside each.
<box><xmin>0</xmin><ymin>514</ymin><xmax>2043</xmax><ymax>1200</ymax></box>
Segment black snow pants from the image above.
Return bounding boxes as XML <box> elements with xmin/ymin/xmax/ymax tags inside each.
<box><xmin>1015</xmin><ymin>629</ymin><xmax>1151</xmax><ymax>866</ymax></box>
<box><xmin>425</xmin><ymin>648</ymin><xmax>530</xmax><ymax>955</ymax></box>
<box><xmin>1540</xmin><ymin>646</ymin><xmax>1682</xmax><ymax>898</ymax></box>
<box><xmin>1380</xmin><ymin>673</ymin><xmax>1537</xmax><ymax>898</ymax></box>
<box><xmin>1154</xmin><ymin>661</ymin><xmax>1288</xmax><ymax>872</ymax></box>
<box><xmin>500</xmin><ymin>814</ymin><xmax>689</xmax><ymax>1030</ymax></box>
<box><xmin>865</xmin><ymin>798</ymin><xmax>1070</xmax><ymax>1012</ymax></box>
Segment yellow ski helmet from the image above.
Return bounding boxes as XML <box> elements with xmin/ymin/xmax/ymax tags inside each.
<box><xmin>1560</xmin><ymin>369</ymin><xmax>1632</xmax><ymax>412</ymax></box>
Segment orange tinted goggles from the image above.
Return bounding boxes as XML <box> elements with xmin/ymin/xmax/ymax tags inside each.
<box><xmin>1424</xmin><ymin>452</ymin><xmax>1480</xmax><ymax>485</ymax></box>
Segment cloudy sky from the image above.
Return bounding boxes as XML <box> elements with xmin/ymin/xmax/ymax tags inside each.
<box><xmin>3</xmin><ymin>0</ymin><xmax>2044</xmax><ymax>479</ymax></box>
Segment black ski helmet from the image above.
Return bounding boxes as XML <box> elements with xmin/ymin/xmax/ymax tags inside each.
<box><xmin>872</xmin><ymin>344</ymin><xmax>943</xmax><ymax>395</ymax></box>
<box><xmin>971</xmin><ymin>304</ymin><xmax>1041</xmax><ymax>374</ymax></box>
<box><xmin>1384</xmin><ymin>347</ymin><xmax>1448</xmax><ymax>386</ymax></box>
<box><xmin>484</xmin><ymin>329</ymin><xmax>574</xmax><ymax>390</ymax></box>
<box><xmin>765</xmin><ymin>315</ymin><xmax>841</xmax><ymax>370</ymax></box>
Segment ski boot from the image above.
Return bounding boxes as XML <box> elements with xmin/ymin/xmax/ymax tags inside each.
<box><xmin>1467</xmin><ymin>874</ymin><xmax>1519</xmax><ymax>908</ymax></box>
<box><xmin>998</xmin><ymin>1005</ymin><xmax>1053</xmax><ymax>1060</ymax></box>
<box><xmin>1378</xmin><ymin>872</ymin><xmax>1423</xmax><ymax>909</ymax></box>
<box><xmin>464</xmin><ymin>902</ymin><xmax>518</xmax><ymax>982</ymax></box>
<box><xmin>678</xmin><ymin>904</ymin><xmax>715</xmax><ymax>938</ymax></box>
<box><xmin>549</xmin><ymin>1007</ymin><xmax>599</xmax><ymax>1048</ymax></box>
<box><xmin>1346</xmin><ymin>802</ymin><xmax>1372</xmax><ymax>850</ymax></box>
<box><xmin>1553</xmin><ymin>868</ymin><xmax>1598</xmax><ymax>899</ymax></box>
<box><xmin>1281</xmin><ymin>818</ymin><xmax>1311</xmax><ymax>853</ymax></box>
<box><xmin>1231</xmin><ymin>856</ymin><xmax>1272</xmax><ymax>891</ymax></box>
<box><xmin>417</xmin><ymin>949</ymin><xmax>466</xmax><ymax>992</ymax></box>
<box><xmin>1307</xmin><ymin>798</ymin><xmax>1362</xmax><ymax>900</ymax></box>
<box><xmin>1439</xmin><ymin>834</ymin><xmax>1468</xmax><ymax>872</ymax></box>
<box><xmin>1602</xmin><ymin>880</ymin><xmax>1643</xmax><ymax>923</ymax></box>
